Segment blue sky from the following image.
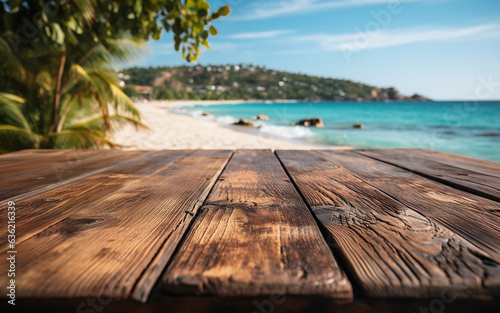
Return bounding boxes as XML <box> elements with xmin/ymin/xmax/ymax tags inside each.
<box><xmin>132</xmin><ymin>0</ymin><xmax>500</xmax><ymax>100</ymax></box>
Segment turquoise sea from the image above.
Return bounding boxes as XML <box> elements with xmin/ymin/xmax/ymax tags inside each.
<box><xmin>181</xmin><ymin>101</ymin><xmax>500</xmax><ymax>162</ymax></box>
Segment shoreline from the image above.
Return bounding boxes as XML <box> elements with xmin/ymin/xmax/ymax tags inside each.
<box><xmin>111</xmin><ymin>100</ymin><xmax>352</xmax><ymax>150</ymax></box>
<box><xmin>157</xmin><ymin>99</ymin><xmax>301</xmax><ymax>107</ymax></box>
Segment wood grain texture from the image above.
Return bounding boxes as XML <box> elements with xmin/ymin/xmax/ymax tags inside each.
<box><xmin>414</xmin><ymin>149</ymin><xmax>500</xmax><ymax>176</ymax></box>
<box><xmin>162</xmin><ymin>150</ymin><xmax>352</xmax><ymax>302</ymax></box>
<box><xmin>276</xmin><ymin>150</ymin><xmax>500</xmax><ymax>299</ymax></box>
<box><xmin>357</xmin><ymin>149</ymin><xmax>500</xmax><ymax>202</ymax></box>
<box><xmin>0</xmin><ymin>149</ymin><xmax>149</xmax><ymax>201</ymax></box>
<box><xmin>0</xmin><ymin>150</ymin><xmax>232</xmax><ymax>301</ymax></box>
<box><xmin>0</xmin><ymin>150</ymin><xmax>186</xmax><ymax>252</ymax></box>
<box><xmin>316</xmin><ymin>150</ymin><xmax>500</xmax><ymax>261</ymax></box>
<box><xmin>0</xmin><ymin>149</ymin><xmax>106</xmax><ymax>180</ymax></box>
<box><xmin>131</xmin><ymin>150</ymin><xmax>233</xmax><ymax>302</ymax></box>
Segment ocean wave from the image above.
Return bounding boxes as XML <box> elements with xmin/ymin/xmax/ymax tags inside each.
<box><xmin>215</xmin><ymin>115</ymin><xmax>237</xmax><ymax>124</ymax></box>
<box><xmin>189</xmin><ymin>109</ymin><xmax>211</xmax><ymax>119</ymax></box>
<box><xmin>172</xmin><ymin>107</ymin><xmax>189</xmax><ymax>114</ymax></box>
<box><xmin>258</xmin><ymin>124</ymin><xmax>314</xmax><ymax>139</ymax></box>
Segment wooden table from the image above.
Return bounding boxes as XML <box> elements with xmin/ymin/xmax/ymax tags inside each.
<box><xmin>1</xmin><ymin>149</ymin><xmax>499</xmax><ymax>313</ymax></box>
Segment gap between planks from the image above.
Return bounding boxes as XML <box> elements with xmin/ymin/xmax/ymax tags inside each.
<box><xmin>276</xmin><ymin>150</ymin><xmax>500</xmax><ymax>299</ymax></box>
<box><xmin>130</xmin><ymin>150</ymin><xmax>234</xmax><ymax>302</ymax></box>
<box><xmin>161</xmin><ymin>149</ymin><xmax>353</xmax><ymax>302</ymax></box>
<box><xmin>356</xmin><ymin>149</ymin><xmax>500</xmax><ymax>204</ymax></box>
<box><xmin>0</xmin><ymin>150</ymin><xmax>232</xmax><ymax>302</ymax></box>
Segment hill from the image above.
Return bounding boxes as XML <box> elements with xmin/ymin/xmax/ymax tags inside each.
<box><xmin>120</xmin><ymin>64</ymin><xmax>431</xmax><ymax>102</ymax></box>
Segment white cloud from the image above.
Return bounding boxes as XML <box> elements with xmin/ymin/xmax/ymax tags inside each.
<box><xmin>228</xmin><ymin>30</ymin><xmax>294</xmax><ymax>39</ymax></box>
<box><xmin>240</xmin><ymin>0</ymin><xmax>420</xmax><ymax>20</ymax></box>
<box><xmin>290</xmin><ymin>24</ymin><xmax>500</xmax><ymax>52</ymax></box>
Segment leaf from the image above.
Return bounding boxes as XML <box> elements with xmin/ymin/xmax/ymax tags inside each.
<box><xmin>197</xmin><ymin>0</ymin><xmax>210</xmax><ymax>10</ymax></box>
<box><xmin>67</xmin><ymin>17</ymin><xmax>77</xmax><ymax>31</ymax></box>
<box><xmin>49</xmin><ymin>128</ymin><xmax>115</xmax><ymax>149</ymax></box>
<box><xmin>197</xmin><ymin>9</ymin><xmax>208</xmax><ymax>17</ymax></box>
<box><xmin>209</xmin><ymin>25</ymin><xmax>218</xmax><ymax>36</ymax></box>
<box><xmin>213</xmin><ymin>5</ymin><xmax>230</xmax><ymax>18</ymax></box>
<box><xmin>50</xmin><ymin>23</ymin><xmax>65</xmax><ymax>45</ymax></box>
<box><xmin>134</xmin><ymin>0</ymin><xmax>143</xmax><ymax>15</ymax></box>
<box><xmin>152</xmin><ymin>29</ymin><xmax>162</xmax><ymax>40</ymax></box>
<box><xmin>0</xmin><ymin>93</ymin><xmax>25</xmax><ymax>104</ymax></box>
<box><xmin>0</xmin><ymin>125</ymin><xmax>39</xmax><ymax>150</ymax></box>
<box><xmin>200</xmin><ymin>30</ymin><xmax>208</xmax><ymax>40</ymax></box>
<box><xmin>0</xmin><ymin>92</ymin><xmax>29</xmax><ymax>130</ymax></box>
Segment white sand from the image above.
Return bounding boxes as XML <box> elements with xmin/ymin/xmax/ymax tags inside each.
<box><xmin>111</xmin><ymin>100</ymin><xmax>352</xmax><ymax>150</ymax></box>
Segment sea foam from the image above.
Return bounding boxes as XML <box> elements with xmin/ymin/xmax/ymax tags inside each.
<box><xmin>258</xmin><ymin>124</ymin><xmax>314</xmax><ymax>139</ymax></box>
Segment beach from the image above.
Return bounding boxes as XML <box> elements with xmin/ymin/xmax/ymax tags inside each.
<box><xmin>111</xmin><ymin>100</ymin><xmax>349</xmax><ymax>150</ymax></box>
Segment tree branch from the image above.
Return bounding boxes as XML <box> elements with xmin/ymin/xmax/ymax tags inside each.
<box><xmin>77</xmin><ymin>40</ymin><xmax>101</xmax><ymax>65</ymax></box>
<box><xmin>56</xmin><ymin>93</ymin><xmax>77</xmax><ymax>132</ymax></box>
<box><xmin>50</xmin><ymin>53</ymin><xmax>66</xmax><ymax>133</ymax></box>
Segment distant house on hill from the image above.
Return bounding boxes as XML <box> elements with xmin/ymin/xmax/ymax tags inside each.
<box><xmin>133</xmin><ymin>85</ymin><xmax>153</xmax><ymax>100</ymax></box>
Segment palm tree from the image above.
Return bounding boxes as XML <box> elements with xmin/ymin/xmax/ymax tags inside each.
<box><xmin>0</xmin><ymin>0</ymin><xmax>229</xmax><ymax>154</ymax></box>
<box><xmin>0</xmin><ymin>36</ymin><xmax>147</xmax><ymax>153</ymax></box>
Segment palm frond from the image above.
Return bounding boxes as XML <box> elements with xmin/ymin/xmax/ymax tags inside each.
<box><xmin>90</xmin><ymin>70</ymin><xmax>141</xmax><ymax>119</ymax></box>
<box><xmin>73</xmin><ymin>0</ymin><xmax>97</xmax><ymax>25</ymax></box>
<box><xmin>84</xmin><ymin>38</ymin><xmax>146</xmax><ymax>69</ymax></box>
<box><xmin>0</xmin><ymin>125</ymin><xmax>39</xmax><ymax>151</ymax></box>
<box><xmin>49</xmin><ymin>129</ymin><xmax>114</xmax><ymax>149</ymax></box>
<box><xmin>68</xmin><ymin>64</ymin><xmax>112</xmax><ymax>127</ymax></box>
<box><xmin>0</xmin><ymin>92</ymin><xmax>30</xmax><ymax>129</ymax></box>
<box><xmin>0</xmin><ymin>36</ymin><xmax>26</xmax><ymax>83</ymax></box>
<box><xmin>68</xmin><ymin>114</ymin><xmax>148</xmax><ymax>132</ymax></box>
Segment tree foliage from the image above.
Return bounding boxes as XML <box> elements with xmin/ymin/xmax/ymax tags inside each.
<box><xmin>0</xmin><ymin>0</ymin><xmax>229</xmax><ymax>152</ymax></box>
<box><xmin>122</xmin><ymin>64</ymin><xmax>396</xmax><ymax>101</ymax></box>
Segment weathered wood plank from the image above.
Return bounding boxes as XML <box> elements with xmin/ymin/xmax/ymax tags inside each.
<box><xmin>0</xmin><ymin>150</ymin><xmax>185</xmax><ymax>252</ymax></box>
<box><xmin>161</xmin><ymin>150</ymin><xmax>352</xmax><ymax>301</ymax></box>
<box><xmin>276</xmin><ymin>150</ymin><xmax>500</xmax><ymax>299</ymax></box>
<box><xmin>415</xmin><ymin>149</ymin><xmax>500</xmax><ymax>176</ymax></box>
<box><xmin>316</xmin><ymin>150</ymin><xmax>500</xmax><ymax>260</ymax></box>
<box><xmin>0</xmin><ymin>150</ymin><xmax>149</xmax><ymax>201</ymax></box>
<box><xmin>357</xmin><ymin>149</ymin><xmax>500</xmax><ymax>202</ymax></box>
<box><xmin>131</xmin><ymin>150</ymin><xmax>233</xmax><ymax>302</ymax></box>
<box><xmin>0</xmin><ymin>149</ymin><xmax>107</xmax><ymax>180</ymax></box>
<box><xmin>0</xmin><ymin>150</ymin><xmax>232</xmax><ymax>301</ymax></box>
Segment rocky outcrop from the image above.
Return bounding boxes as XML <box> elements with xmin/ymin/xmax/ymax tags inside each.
<box><xmin>351</xmin><ymin>124</ymin><xmax>365</xmax><ymax>129</ymax></box>
<box><xmin>409</xmin><ymin>94</ymin><xmax>432</xmax><ymax>102</ymax></box>
<box><xmin>369</xmin><ymin>88</ymin><xmax>432</xmax><ymax>102</ymax></box>
<box><xmin>233</xmin><ymin>119</ymin><xmax>254</xmax><ymax>127</ymax></box>
<box><xmin>201</xmin><ymin>112</ymin><xmax>212</xmax><ymax>116</ymax></box>
<box><xmin>253</xmin><ymin>114</ymin><xmax>270</xmax><ymax>120</ymax></box>
<box><xmin>292</xmin><ymin>118</ymin><xmax>324</xmax><ymax>128</ymax></box>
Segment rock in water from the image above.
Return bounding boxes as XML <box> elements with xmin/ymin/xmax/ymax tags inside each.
<box><xmin>352</xmin><ymin>124</ymin><xmax>365</xmax><ymax>129</ymax></box>
<box><xmin>409</xmin><ymin>94</ymin><xmax>433</xmax><ymax>102</ymax></box>
<box><xmin>234</xmin><ymin>119</ymin><xmax>255</xmax><ymax>127</ymax></box>
<box><xmin>253</xmin><ymin>114</ymin><xmax>270</xmax><ymax>121</ymax></box>
<box><xmin>293</xmin><ymin>118</ymin><xmax>324</xmax><ymax>128</ymax></box>
<box><xmin>477</xmin><ymin>131</ymin><xmax>500</xmax><ymax>137</ymax></box>
<box><xmin>201</xmin><ymin>112</ymin><xmax>212</xmax><ymax>117</ymax></box>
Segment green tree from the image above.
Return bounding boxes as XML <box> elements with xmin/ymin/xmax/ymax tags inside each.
<box><xmin>0</xmin><ymin>0</ymin><xmax>230</xmax><ymax>152</ymax></box>
<box><xmin>154</xmin><ymin>88</ymin><xmax>175</xmax><ymax>100</ymax></box>
<box><xmin>123</xmin><ymin>86</ymin><xmax>140</xmax><ymax>99</ymax></box>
